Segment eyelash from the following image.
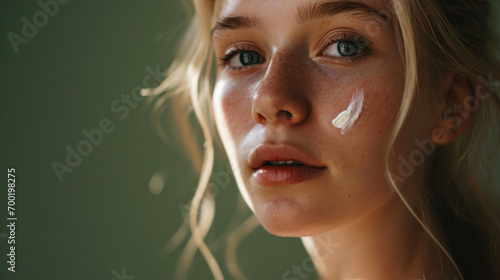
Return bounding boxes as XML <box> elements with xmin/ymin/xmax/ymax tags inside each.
<box><xmin>217</xmin><ymin>45</ymin><xmax>257</xmax><ymax>71</ymax></box>
<box><xmin>217</xmin><ymin>32</ymin><xmax>372</xmax><ymax>71</ymax></box>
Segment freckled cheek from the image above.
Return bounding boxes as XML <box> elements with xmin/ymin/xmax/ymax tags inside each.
<box><xmin>358</xmin><ymin>95</ymin><xmax>397</xmax><ymax>160</ymax></box>
<box><xmin>334</xmin><ymin>81</ymin><xmax>403</xmax><ymax>165</ymax></box>
<box><xmin>362</xmin><ymin>91</ymin><xmax>401</xmax><ymax>136</ymax></box>
<box><xmin>213</xmin><ymin>79</ymin><xmax>254</xmax><ymax>141</ymax></box>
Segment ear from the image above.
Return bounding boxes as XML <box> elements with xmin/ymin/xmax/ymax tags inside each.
<box><xmin>431</xmin><ymin>72</ymin><xmax>477</xmax><ymax>145</ymax></box>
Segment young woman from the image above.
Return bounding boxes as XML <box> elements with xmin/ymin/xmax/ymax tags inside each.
<box><xmin>144</xmin><ymin>0</ymin><xmax>500</xmax><ymax>279</ymax></box>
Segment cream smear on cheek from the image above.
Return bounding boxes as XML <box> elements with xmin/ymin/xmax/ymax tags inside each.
<box><xmin>332</xmin><ymin>88</ymin><xmax>365</xmax><ymax>135</ymax></box>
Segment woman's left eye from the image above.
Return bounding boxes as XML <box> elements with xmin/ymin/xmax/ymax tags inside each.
<box><xmin>324</xmin><ymin>40</ymin><xmax>364</xmax><ymax>57</ymax></box>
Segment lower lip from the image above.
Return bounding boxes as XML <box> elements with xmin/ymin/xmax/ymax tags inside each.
<box><xmin>253</xmin><ymin>165</ymin><xmax>326</xmax><ymax>186</ymax></box>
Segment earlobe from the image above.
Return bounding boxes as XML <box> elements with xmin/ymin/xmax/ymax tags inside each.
<box><xmin>431</xmin><ymin>72</ymin><xmax>477</xmax><ymax>145</ymax></box>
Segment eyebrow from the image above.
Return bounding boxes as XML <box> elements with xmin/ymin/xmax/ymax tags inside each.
<box><xmin>211</xmin><ymin>15</ymin><xmax>261</xmax><ymax>37</ymax></box>
<box><xmin>211</xmin><ymin>1</ymin><xmax>389</xmax><ymax>37</ymax></box>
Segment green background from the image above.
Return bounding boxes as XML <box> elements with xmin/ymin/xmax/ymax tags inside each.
<box><xmin>0</xmin><ymin>1</ymin><xmax>499</xmax><ymax>280</ymax></box>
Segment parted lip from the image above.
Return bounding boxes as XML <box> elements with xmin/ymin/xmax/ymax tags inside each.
<box><xmin>249</xmin><ymin>144</ymin><xmax>326</xmax><ymax>169</ymax></box>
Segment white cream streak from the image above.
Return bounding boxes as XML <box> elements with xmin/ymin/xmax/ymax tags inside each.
<box><xmin>332</xmin><ymin>89</ymin><xmax>365</xmax><ymax>135</ymax></box>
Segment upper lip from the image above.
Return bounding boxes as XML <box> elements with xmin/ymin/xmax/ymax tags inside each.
<box><xmin>249</xmin><ymin>144</ymin><xmax>326</xmax><ymax>169</ymax></box>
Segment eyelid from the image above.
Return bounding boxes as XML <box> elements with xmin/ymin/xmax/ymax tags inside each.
<box><xmin>318</xmin><ymin>30</ymin><xmax>371</xmax><ymax>53</ymax></box>
<box><xmin>220</xmin><ymin>42</ymin><xmax>264</xmax><ymax>57</ymax></box>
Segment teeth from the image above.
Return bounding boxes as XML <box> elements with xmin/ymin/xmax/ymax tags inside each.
<box><xmin>268</xmin><ymin>161</ymin><xmax>302</xmax><ymax>166</ymax></box>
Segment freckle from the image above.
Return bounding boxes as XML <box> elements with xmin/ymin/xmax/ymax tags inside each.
<box><xmin>342</xmin><ymin>165</ymin><xmax>346</xmax><ymax>169</ymax></box>
<box><xmin>348</xmin><ymin>195</ymin><xmax>351</xmax><ymax>198</ymax></box>
<box><xmin>378</xmin><ymin>129</ymin><xmax>381</xmax><ymax>134</ymax></box>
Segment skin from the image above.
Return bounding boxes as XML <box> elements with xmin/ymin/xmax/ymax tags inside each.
<box><xmin>211</xmin><ymin>0</ymin><xmax>463</xmax><ymax>279</ymax></box>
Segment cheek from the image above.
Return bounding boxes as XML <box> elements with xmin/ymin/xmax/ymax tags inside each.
<box><xmin>353</xmin><ymin>83</ymin><xmax>402</xmax><ymax>188</ymax></box>
<box><xmin>358</xmin><ymin>81</ymin><xmax>402</xmax><ymax>140</ymax></box>
<box><xmin>337</xmin><ymin>78</ymin><xmax>434</xmax><ymax>191</ymax></box>
<box><xmin>315</xmin><ymin>72</ymin><xmax>403</xmax><ymax>146</ymax></box>
<box><xmin>213</xmin><ymin>78</ymin><xmax>255</xmax><ymax>203</ymax></box>
<box><xmin>213</xmin><ymin>77</ymin><xmax>253</xmax><ymax>145</ymax></box>
<box><xmin>312</xmin><ymin>72</ymin><xmax>405</xmax><ymax>191</ymax></box>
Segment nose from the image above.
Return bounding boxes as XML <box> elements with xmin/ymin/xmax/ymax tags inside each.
<box><xmin>251</xmin><ymin>52</ymin><xmax>311</xmax><ymax>126</ymax></box>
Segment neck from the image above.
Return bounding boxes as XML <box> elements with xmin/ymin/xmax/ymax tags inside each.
<box><xmin>300</xmin><ymin>185</ymin><xmax>458</xmax><ymax>280</ymax></box>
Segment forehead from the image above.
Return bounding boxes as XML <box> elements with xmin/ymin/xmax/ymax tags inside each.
<box><xmin>216</xmin><ymin>0</ymin><xmax>391</xmax><ymax>18</ymax></box>
<box><xmin>212</xmin><ymin>0</ymin><xmax>392</xmax><ymax>37</ymax></box>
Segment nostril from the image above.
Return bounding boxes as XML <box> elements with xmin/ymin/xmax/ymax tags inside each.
<box><xmin>277</xmin><ymin>110</ymin><xmax>293</xmax><ymax>119</ymax></box>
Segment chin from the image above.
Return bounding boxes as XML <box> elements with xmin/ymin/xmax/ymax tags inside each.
<box><xmin>255</xmin><ymin>198</ymin><xmax>336</xmax><ymax>237</ymax></box>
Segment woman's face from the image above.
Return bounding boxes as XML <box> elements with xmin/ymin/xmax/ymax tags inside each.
<box><xmin>212</xmin><ymin>0</ymin><xmax>433</xmax><ymax>237</ymax></box>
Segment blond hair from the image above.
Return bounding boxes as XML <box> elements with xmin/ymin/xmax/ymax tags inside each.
<box><xmin>144</xmin><ymin>0</ymin><xmax>500</xmax><ymax>279</ymax></box>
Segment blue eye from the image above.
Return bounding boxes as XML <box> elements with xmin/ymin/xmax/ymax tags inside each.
<box><xmin>229</xmin><ymin>50</ymin><xmax>263</xmax><ymax>67</ymax></box>
<box><xmin>338</xmin><ymin>41</ymin><xmax>360</xmax><ymax>56</ymax></box>
<box><xmin>321</xmin><ymin>33</ymin><xmax>371</xmax><ymax>62</ymax></box>
<box><xmin>324</xmin><ymin>41</ymin><xmax>363</xmax><ymax>57</ymax></box>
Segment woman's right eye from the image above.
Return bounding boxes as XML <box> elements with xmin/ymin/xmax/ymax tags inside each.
<box><xmin>222</xmin><ymin>49</ymin><xmax>265</xmax><ymax>69</ymax></box>
<box><xmin>230</xmin><ymin>51</ymin><xmax>261</xmax><ymax>66</ymax></box>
